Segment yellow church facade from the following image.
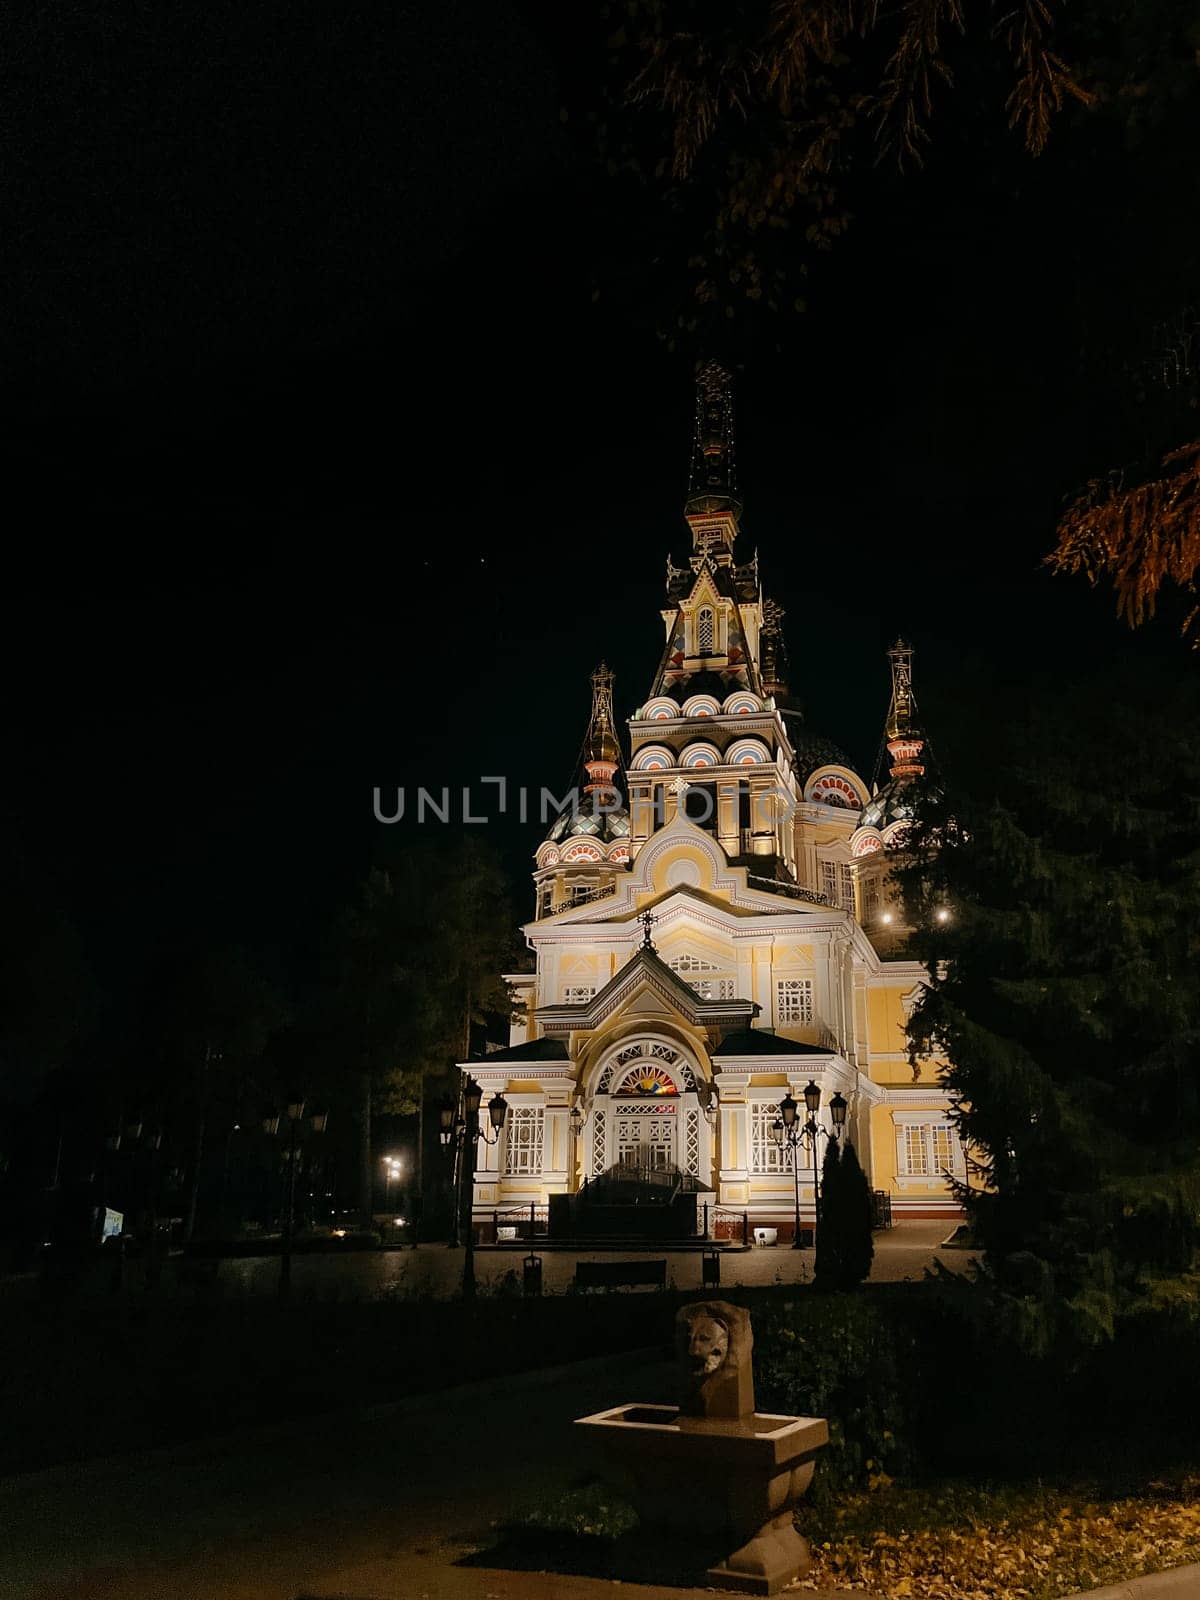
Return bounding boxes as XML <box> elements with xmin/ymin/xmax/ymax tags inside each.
<box><xmin>459</xmin><ymin>365</ymin><xmax>964</xmax><ymax>1237</ymax></box>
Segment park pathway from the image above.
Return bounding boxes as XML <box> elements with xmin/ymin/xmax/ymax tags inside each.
<box><xmin>1</xmin><ymin>1351</ymin><xmax>690</xmax><ymax>1600</ymax></box>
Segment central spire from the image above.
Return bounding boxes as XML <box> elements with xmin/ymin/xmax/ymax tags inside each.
<box><xmin>684</xmin><ymin>361</ymin><xmax>742</xmax><ymax>558</ymax></box>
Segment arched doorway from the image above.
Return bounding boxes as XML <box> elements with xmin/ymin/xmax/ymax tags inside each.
<box><xmin>583</xmin><ymin>1037</ymin><xmax>712</xmax><ymax>1188</ymax></box>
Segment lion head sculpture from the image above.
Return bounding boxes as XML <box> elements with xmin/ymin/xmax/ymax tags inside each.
<box><xmin>675</xmin><ymin>1299</ymin><xmax>755</xmax><ymax>1420</ymax></box>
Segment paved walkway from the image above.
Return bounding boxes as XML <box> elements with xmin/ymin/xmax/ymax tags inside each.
<box><xmin>211</xmin><ymin>1219</ymin><xmax>969</xmax><ymax>1300</ymax></box>
<box><xmin>2</xmin><ymin>1351</ymin><xmax>815</xmax><ymax>1600</ymax></box>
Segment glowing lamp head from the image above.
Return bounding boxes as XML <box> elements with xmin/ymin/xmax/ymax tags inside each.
<box><xmin>935</xmin><ymin>907</ymin><xmax>951</xmax><ymax>924</ymax></box>
<box><xmin>829</xmin><ymin>1091</ymin><xmax>848</xmax><ymax>1131</ymax></box>
<box><xmin>803</xmin><ymin>1080</ymin><xmax>821</xmax><ymax>1118</ymax></box>
<box><xmin>286</xmin><ymin>1096</ymin><xmax>306</xmax><ymax>1122</ymax></box>
<box><xmin>463</xmin><ymin>1079</ymin><xmax>483</xmax><ymax>1118</ymax></box>
<box><xmin>880</xmin><ymin>911</ymin><xmax>894</xmax><ymax>925</ymax></box>
<box><xmin>488</xmin><ymin>1091</ymin><xmax>509</xmax><ymax>1133</ymax></box>
<box><xmin>779</xmin><ymin>1092</ymin><xmax>798</xmax><ymax>1128</ymax></box>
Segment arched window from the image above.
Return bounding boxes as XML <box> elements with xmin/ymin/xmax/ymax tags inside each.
<box><xmin>697</xmin><ymin>607</ymin><xmax>715</xmax><ymax>655</ymax></box>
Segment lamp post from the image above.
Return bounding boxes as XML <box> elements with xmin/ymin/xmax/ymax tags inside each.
<box><xmin>440</xmin><ymin>1077</ymin><xmax>508</xmax><ymax>1298</ymax></box>
<box><xmin>770</xmin><ymin>1082</ymin><xmax>848</xmax><ymax>1247</ymax></box>
<box><xmin>265</xmin><ymin>1098</ymin><xmax>328</xmax><ymax>1299</ymax></box>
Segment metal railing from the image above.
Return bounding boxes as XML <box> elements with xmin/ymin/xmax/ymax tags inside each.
<box><xmin>702</xmin><ymin>1206</ymin><xmax>751</xmax><ymax>1247</ymax></box>
<box><xmin>746</xmin><ymin>874</ymin><xmax>832</xmax><ymax>907</ymax></box>
<box><xmin>871</xmin><ymin>1190</ymin><xmax>893</xmax><ymax>1230</ymax></box>
<box><xmin>487</xmin><ymin>1203</ymin><xmax>549</xmax><ymax>1243</ymax></box>
<box><xmin>566</xmin><ymin>882</ymin><xmax>617</xmax><ymax>908</ymax></box>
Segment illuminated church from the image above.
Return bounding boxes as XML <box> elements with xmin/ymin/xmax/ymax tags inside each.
<box><xmin>460</xmin><ymin>364</ymin><xmax>963</xmax><ymax>1236</ymax></box>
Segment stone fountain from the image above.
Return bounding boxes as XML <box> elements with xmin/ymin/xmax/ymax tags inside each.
<box><xmin>575</xmin><ymin>1300</ymin><xmax>828</xmax><ymax>1595</ymax></box>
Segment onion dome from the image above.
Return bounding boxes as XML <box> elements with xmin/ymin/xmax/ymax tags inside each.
<box><xmin>860</xmin><ymin>639</ymin><xmax>928</xmax><ymax>829</ymax></box>
<box><xmin>544</xmin><ymin>663</ymin><xmax>631</xmax><ymax>844</ymax></box>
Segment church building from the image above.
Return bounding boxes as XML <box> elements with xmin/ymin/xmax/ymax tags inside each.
<box><xmin>459</xmin><ymin>364</ymin><xmax>963</xmax><ymax>1237</ymax></box>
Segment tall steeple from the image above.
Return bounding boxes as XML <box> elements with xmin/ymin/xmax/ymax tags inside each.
<box><xmin>684</xmin><ymin>360</ymin><xmax>742</xmax><ymax>559</ymax></box>
<box><xmin>884</xmin><ymin>639</ymin><xmax>925</xmax><ymax>782</ymax></box>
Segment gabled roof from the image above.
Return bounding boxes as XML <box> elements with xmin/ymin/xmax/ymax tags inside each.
<box><xmin>473</xmin><ymin>1038</ymin><xmax>570</xmax><ymax>1064</ymax></box>
<box><xmin>712</xmin><ymin>1029</ymin><xmax>830</xmax><ymax>1058</ymax></box>
<box><xmin>535</xmin><ymin>944</ymin><xmax>758</xmax><ymax>1035</ymax></box>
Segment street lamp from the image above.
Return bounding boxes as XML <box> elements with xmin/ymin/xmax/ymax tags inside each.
<box><xmin>770</xmin><ymin>1081</ymin><xmax>846</xmax><ymax>1248</ymax></box>
<box><xmin>266</xmin><ymin>1099</ymin><xmax>328</xmax><ymax>1298</ymax></box>
<box><xmin>383</xmin><ymin>1153</ymin><xmax>403</xmax><ymax>1212</ymax></box>
<box><xmin>441</xmin><ymin>1077</ymin><xmax>509</xmax><ymax>1298</ymax></box>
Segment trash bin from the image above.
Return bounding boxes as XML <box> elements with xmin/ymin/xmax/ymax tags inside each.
<box><xmin>702</xmin><ymin>1247</ymin><xmax>720</xmax><ymax>1288</ymax></box>
<box><xmin>523</xmin><ymin>1251</ymin><xmax>543</xmax><ymax>1296</ymax></box>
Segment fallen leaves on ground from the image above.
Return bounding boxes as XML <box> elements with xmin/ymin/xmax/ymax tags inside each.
<box><xmin>795</xmin><ymin>1476</ymin><xmax>1200</xmax><ymax>1599</ymax></box>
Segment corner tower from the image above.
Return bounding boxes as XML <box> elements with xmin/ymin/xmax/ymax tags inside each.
<box><xmin>533</xmin><ymin>664</ymin><xmax>632</xmax><ymax>919</ymax></box>
<box><xmin>852</xmin><ymin>639</ymin><xmax>930</xmax><ymax>946</ymax></box>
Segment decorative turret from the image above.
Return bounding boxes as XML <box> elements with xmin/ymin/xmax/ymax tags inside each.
<box><xmin>685</xmin><ymin>361</ymin><xmax>742</xmax><ymax>559</ymax></box>
<box><xmin>583</xmin><ymin>662</ymin><xmax>621</xmax><ymax>796</ymax></box>
<box><xmin>860</xmin><ymin>639</ymin><xmax>927</xmax><ymax>831</ymax></box>
<box><xmin>883</xmin><ymin>639</ymin><xmax>925</xmax><ymax>782</ymax></box>
<box><xmin>759</xmin><ymin>598</ymin><xmax>790</xmax><ymax>703</ymax></box>
<box><xmin>533</xmin><ymin>665</ymin><xmax>632</xmax><ymax>919</ymax></box>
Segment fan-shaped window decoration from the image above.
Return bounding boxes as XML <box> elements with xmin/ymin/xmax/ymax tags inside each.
<box><xmin>614</xmin><ymin>1064</ymin><xmax>679</xmax><ymax>1096</ymax></box>
<box><xmin>562</xmin><ymin>842</ymin><xmax>603</xmax><ymax>863</ymax></box>
<box><xmin>723</xmin><ymin>692</ymin><xmax>761</xmax><ymax>715</ymax></box>
<box><xmin>632</xmin><ymin>745</ymin><xmax>674</xmax><ymax>772</ymax></box>
<box><xmin>697</xmin><ymin>607</ymin><xmax>715</xmax><ymax>655</ymax></box>
<box><xmin>682</xmin><ymin>694</ymin><xmax>721</xmax><ymax>719</ymax></box>
<box><xmin>852</xmin><ymin>831</ymin><xmax>883</xmax><ymax>857</ymax></box>
<box><xmin>609</xmin><ymin>844</ymin><xmax>630</xmax><ymax>862</ymax></box>
<box><xmin>726</xmin><ymin>738</ymin><xmax>770</xmax><ymax>766</ymax></box>
<box><xmin>681</xmin><ymin>742</ymin><xmax>720</xmax><ymax>769</ymax></box>
<box><xmin>641</xmin><ymin>697</ymin><xmax>682</xmax><ymax>722</ymax></box>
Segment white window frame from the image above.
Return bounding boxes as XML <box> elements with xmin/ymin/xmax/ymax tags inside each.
<box><xmin>697</xmin><ymin>606</ymin><xmax>715</xmax><ymax>656</ymax></box>
<box><xmin>748</xmin><ymin>1101</ymin><xmax>790</xmax><ymax>1174</ymax></box>
<box><xmin>821</xmin><ymin>858</ymin><xmax>855</xmax><ymax>913</ymax></box>
<box><xmin>894</xmin><ymin>1116</ymin><xmax>965</xmax><ymax>1181</ymax></box>
<box><xmin>562</xmin><ymin>985</ymin><xmax>595</xmax><ymax>1004</ymax></box>
<box><xmin>775</xmin><ymin>977</ymin><xmax>814</xmax><ymax>1026</ymax></box>
<box><xmin>504</xmin><ymin>1106</ymin><xmax>545</xmax><ymax>1175</ymax></box>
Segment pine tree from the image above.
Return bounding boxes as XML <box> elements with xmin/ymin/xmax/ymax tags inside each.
<box><xmin>900</xmin><ymin>658</ymin><xmax>1200</xmax><ymax>1351</ymax></box>
<box><xmin>839</xmin><ymin>1141</ymin><xmax>875</xmax><ymax>1288</ymax></box>
<box><xmin>813</xmin><ymin>1138</ymin><xmax>844</xmax><ymax>1290</ymax></box>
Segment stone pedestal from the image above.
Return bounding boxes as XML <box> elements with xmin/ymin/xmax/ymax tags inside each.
<box><xmin>575</xmin><ymin>1402</ymin><xmax>828</xmax><ymax>1595</ymax></box>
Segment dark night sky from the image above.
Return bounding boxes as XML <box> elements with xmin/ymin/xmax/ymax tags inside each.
<box><xmin>4</xmin><ymin>0</ymin><xmax>1193</xmax><ymax>1007</ymax></box>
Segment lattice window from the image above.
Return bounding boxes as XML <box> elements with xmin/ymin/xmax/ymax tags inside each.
<box><xmin>896</xmin><ymin>1121</ymin><xmax>964</xmax><ymax>1179</ymax></box>
<box><xmin>749</xmin><ymin>1102</ymin><xmax>792</xmax><ymax>1175</ymax></box>
<box><xmin>536</xmin><ymin>885</ymin><xmax>553</xmax><ymax>917</ymax></box>
<box><xmin>776</xmin><ymin>978</ymin><xmax>814</xmax><ymax>1026</ymax></box>
<box><xmin>686</xmin><ymin>977</ymin><xmax>736</xmax><ymax>1000</ymax></box>
<box><xmin>697</xmin><ymin>607</ymin><xmax>715</xmax><ymax>655</ymax></box>
<box><xmin>839</xmin><ymin>863</ymin><xmax>854</xmax><ymax>912</ymax></box>
<box><xmin>503</xmin><ymin>1107</ymin><xmax>545</xmax><ymax>1175</ymax></box>
<box><xmin>821</xmin><ymin>859</ymin><xmax>854</xmax><ymax>912</ymax></box>
<box><xmin>863</xmin><ymin>878</ymin><xmax>881</xmax><ymax>920</ymax></box>
<box><xmin>900</xmin><ymin>1124</ymin><xmax>929</xmax><ymax>1176</ymax></box>
<box><xmin>685</xmin><ymin>1108</ymin><xmax>701</xmax><ymax>1176</ymax></box>
<box><xmin>649</xmin><ymin>1042</ymin><xmax>678</xmax><ymax>1062</ymax></box>
<box><xmin>821</xmin><ymin>859</ymin><xmax>837</xmax><ymax>905</ymax></box>
<box><xmin>678</xmin><ymin>1063</ymin><xmax>697</xmax><ymax>1092</ymax></box>
<box><xmin>562</xmin><ymin>985</ymin><xmax>595</xmax><ymax>1004</ymax></box>
<box><xmin>591</xmin><ymin>1109</ymin><xmax>606</xmax><ymax>1173</ymax></box>
<box><xmin>669</xmin><ymin>954</ymin><xmax>719</xmax><ymax>973</ymax></box>
<box><xmin>596</xmin><ymin>1066</ymin><xmax>613</xmax><ymax>1095</ymax></box>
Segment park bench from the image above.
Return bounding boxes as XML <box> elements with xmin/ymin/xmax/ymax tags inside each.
<box><xmin>574</xmin><ymin>1258</ymin><xmax>667</xmax><ymax>1292</ymax></box>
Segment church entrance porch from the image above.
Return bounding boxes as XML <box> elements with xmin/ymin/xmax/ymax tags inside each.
<box><xmin>612</xmin><ymin>1102</ymin><xmax>677</xmax><ymax>1170</ymax></box>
